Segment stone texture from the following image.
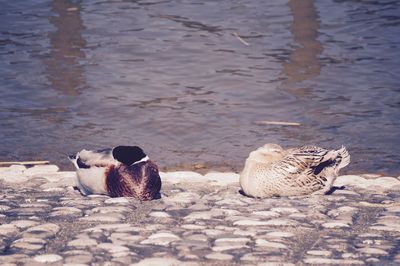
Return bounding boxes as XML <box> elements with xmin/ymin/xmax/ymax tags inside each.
<box><xmin>0</xmin><ymin>165</ymin><xmax>399</xmax><ymax>265</ymax></box>
<box><xmin>34</xmin><ymin>254</ymin><xmax>63</xmax><ymax>263</ymax></box>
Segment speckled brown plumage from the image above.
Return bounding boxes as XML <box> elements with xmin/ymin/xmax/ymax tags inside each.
<box><xmin>240</xmin><ymin>144</ymin><xmax>350</xmax><ymax>198</ymax></box>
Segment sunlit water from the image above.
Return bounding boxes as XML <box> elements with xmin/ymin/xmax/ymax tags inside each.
<box><xmin>0</xmin><ymin>0</ymin><xmax>399</xmax><ymax>175</ymax></box>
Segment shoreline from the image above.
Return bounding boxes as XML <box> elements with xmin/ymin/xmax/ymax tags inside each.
<box><xmin>1</xmin><ymin>163</ymin><xmax>399</xmax><ymax>191</ymax></box>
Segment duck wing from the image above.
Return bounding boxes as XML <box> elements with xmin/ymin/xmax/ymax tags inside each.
<box><xmin>282</xmin><ymin>146</ymin><xmax>350</xmax><ymax>189</ymax></box>
<box><xmin>289</xmin><ymin>145</ymin><xmax>350</xmax><ymax>174</ymax></box>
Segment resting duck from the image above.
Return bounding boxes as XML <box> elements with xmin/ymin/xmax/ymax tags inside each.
<box><xmin>68</xmin><ymin>146</ymin><xmax>161</xmax><ymax>200</ymax></box>
<box><xmin>240</xmin><ymin>144</ymin><xmax>350</xmax><ymax>197</ymax></box>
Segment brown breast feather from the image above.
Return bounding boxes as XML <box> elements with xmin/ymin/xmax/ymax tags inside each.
<box><xmin>105</xmin><ymin>161</ymin><xmax>161</xmax><ymax>200</ymax></box>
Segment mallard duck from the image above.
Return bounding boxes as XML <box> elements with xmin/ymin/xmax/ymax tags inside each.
<box><xmin>68</xmin><ymin>146</ymin><xmax>161</xmax><ymax>200</ymax></box>
<box><xmin>240</xmin><ymin>144</ymin><xmax>350</xmax><ymax>197</ymax></box>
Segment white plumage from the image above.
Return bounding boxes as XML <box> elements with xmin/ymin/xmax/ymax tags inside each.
<box><xmin>240</xmin><ymin>144</ymin><xmax>350</xmax><ymax>197</ymax></box>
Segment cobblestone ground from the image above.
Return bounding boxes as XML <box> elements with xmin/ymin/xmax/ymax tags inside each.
<box><xmin>1</xmin><ymin>165</ymin><xmax>400</xmax><ymax>265</ymax></box>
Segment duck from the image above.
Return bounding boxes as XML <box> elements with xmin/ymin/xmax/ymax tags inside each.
<box><xmin>240</xmin><ymin>143</ymin><xmax>350</xmax><ymax>197</ymax></box>
<box><xmin>68</xmin><ymin>145</ymin><xmax>161</xmax><ymax>200</ymax></box>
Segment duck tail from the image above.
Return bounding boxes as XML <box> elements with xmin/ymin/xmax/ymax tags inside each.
<box><xmin>336</xmin><ymin>146</ymin><xmax>350</xmax><ymax>170</ymax></box>
<box><xmin>68</xmin><ymin>154</ymin><xmax>80</xmax><ymax>170</ymax></box>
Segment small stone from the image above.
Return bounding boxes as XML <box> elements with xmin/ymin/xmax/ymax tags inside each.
<box><xmin>370</xmin><ymin>225</ymin><xmax>400</xmax><ymax>232</ymax></box>
<box><xmin>366</xmin><ymin>258</ymin><xmax>380</xmax><ymax>263</ymax></box>
<box><xmin>233</xmin><ymin>229</ymin><xmax>258</xmax><ymax>237</ymax></box>
<box><xmin>203</xmin><ymin>172</ymin><xmax>240</xmax><ymax>186</ymax></box>
<box><xmin>212</xmin><ymin>245</ymin><xmax>245</xmax><ymax>252</ymax></box>
<box><xmin>322</xmin><ymin>222</ymin><xmax>350</xmax><ymax>229</ymax></box>
<box><xmin>34</xmin><ymin>254</ymin><xmax>63</xmax><ymax>263</ymax></box>
<box><xmin>163</xmin><ymin>192</ymin><xmax>200</xmax><ymax>204</ymax></box>
<box><xmin>132</xmin><ymin>257</ymin><xmax>183</xmax><ymax>266</ymax></box>
<box><xmin>110</xmin><ymin>233</ymin><xmax>143</xmax><ymax>244</ymax></box>
<box><xmin>264</xmin><ymin>219</ymin><xmax>298</xmax><ymax>226</ymax></box>
<box><xmin>213</xmin><ymin>237</ymin><xmax>250</xmax><ymax>251</ymax></box>
<box><xmin>97</xmin><ymin>243</ymin><xmax>130</xmax><ymax>253</ymax></box>
<box><xmin>335</xmin><ymin>175</ymin><xmax>400</xmax><ymax>190</ymax></box>
<box><xmin>26</xmin><ymin>165</ymin><xmax>59</xmax><ymax>175</ymax></box>
<box><xmin>328</xmin><ymin>206</ymin><xmax>357</xmax><ymax>217</ymax></box>
<box><xmin>241</xmin><ymin>253</ymin><xmax>261</xmax><ymax>261</ymax></box>
<box><xmin>84</xmin><ymin>223</ymin><xmax>134</xmax><ymax>233</ymax></box>
<box><xmin>270</xmin><ymin>207</ymin><xmax>299</xmax><ymax>214</ymax></box>
<box><xmin>304</xmin><ymin>258</ymin><xmax>364</xmax><ymax>265</ymax></box>
<box><xmin>0</xmin><ymin>165</ymin><xmax>27</xmax><ymax>183</ymax></box>
<box><xmin>215</xmin><ymin>237</ymin><xmax>249</xmax><ymax>244</ymax></box>
<box><xmin>104</xmin><ymin>197</ymin><xmax>132</xmax><ymax>204</ymax></box>
<box><xmin>289</xmin><ymin>213</ymin><xmax>307</xmax><ymax>219</ymax></box>
<box><xmin>80</xmin><ymin>213</ymin><xmax>125</xmax><ymax>222</ymax></box>
<box><xmin>68</xmin><ymin>238</ymin><xmax>97</xmax><ymax>247</ymax></box>
<box><xmin>181</xmin><ymin>224</ymin><xmax>206</xmax><ymax>230</ymax></box>
<box><xmin>212</xmin><ymin>208</ymin><xmax>241</xmax><ymax>216</ymax></box>
<box><xmin>50</xmin><ymin>207</ymin><xmax>82</xmax><ymax>217</ymax></box>
<box><xmin>27</xmin><ymin>223</ymin><xmax>60</xmax><ymax>235</ymax></box>
<box><xmin>89</xmin><ymin>206</ymin><xmax>132</xmax><ymax>214</ymax></box>
<box><xmin>205</xmin><ymin>253</ymin><xmax>234</xmax><ymax>260</ymax></box>
<box><xmin>0</xmin><ymin>254</ymin><xmax>29</xmax><ymax>264</ymax></box>
<box><xmin>204</xmin><ymin>229</ymin><xmax>224</xmax><ymax>236</ymax></box>
<box><xmin>259</xmin><ymin>262</ymin><xmax>295</xmax><ymax>266</ymax></box>
<box><xmin>140</xmin><ymin>232</ymin><xmax>181</xmax><ymax>246</ymax></box>
<box><xmin>10</xmin><ymin>220</ymin><xmax>39</xmax><ymax>229</ymax></box>
<box><xmin>358</xmin><ymin>247</ymin><xmax>388</xmax><ymax>255</ymax></box>
<box><xmin>387</xmin><ymin>205</ymin><xmax>400</xmax><ymax>213</ymax></box>
<box><xmin>0</xmin><ymin>205</ymin><xmax>11</xmax><ymax>212</ymax></box>
<box><xmin>185</xmin><ymin>234</ymin><xmax>207</xmax><ymax>241</ymax></box>
<box><xmin>215</xmin><ymin>199</ymin><xmax>247</xmax><ymax>206</ymax></box>
<box><xmin>184</xmin><ymin>211</ymin><xmax>220</xmax><ymax>221</ymax></box>
<box><xmin>342</xmin><ymin>253</ymin><xmax>359</xmax><ymax>259</ymax></box>
<box><xmin>252</xmin><ymin>210</ymin><xmax>280</xmax><ymax>218</ymax></box>
<box><xmin>233</xmin><ymin>219</ymin><xmax>269</xmax><ymax>226</ymax></box>
<box><xmin>0</xmin><ymin>224</ymin><xmax>18</xmax><ymax>236</ymax></box>
<box><xmin>149</xmin><ymin>211</ymin><xmax>171</xmax><ymax>218</ymax></box>
<box><xmin>256</xmin><ymin>239</ymin><xmax>287</xmax><ymax>249</ymax></box>
<box><xmin>65</xmin><ymin>256</ymin><xmax>92</xmax><ymax>265</ymax></box>
<box><xmin>12</xmin><ymin>237</ymin><xmax>46</xmax><ymax>250</ymax></box>
<box><xmin>188</xmin><ymin>203</ymin><xmax>209</xmax><ymax>211</ymax></box>
<box><xmin>63</xmin><ymin>250</ymin><xmax>93</xmax><ymax>264</ymax></box>
<box><xmin>307</xmin><ymin>250</ymin><xmax>332</xmax><ymax>256</ymax></box>
<box><xmin>266</xmin><ymin>231</ymin><xmax>294</xmax><ymax>238</ymax></box>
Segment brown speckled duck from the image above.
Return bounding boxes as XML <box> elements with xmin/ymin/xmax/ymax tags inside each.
<box><xmin>240</xmin><ymin>144</ymin><xmax>350</xmax><ymax>197</ymax></box>
<box><xmin>69</xmin><ymin>146</ymin><xmax>161</xmax><ymax>200</ymax></box>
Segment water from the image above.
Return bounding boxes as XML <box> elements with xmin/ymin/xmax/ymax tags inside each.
<box><xmin>0</xmin><ymin>0</ymin><xmax>399</xmax><ymax>175</ymax></box>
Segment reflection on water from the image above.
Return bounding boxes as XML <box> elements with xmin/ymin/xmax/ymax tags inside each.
<box><xmin>0</xmin><ymin>0</ymin><xmax>399</xmax><ymax>175</ymax></box>
<box><xmin>45</xmin><ymin>0</ymin><xmax>86</xmax><ymax>96</ymax></box>
<box><xmin>283</xmin><ymin>0</ymin><xmax>322</xmax><ymax>86</ymax></box>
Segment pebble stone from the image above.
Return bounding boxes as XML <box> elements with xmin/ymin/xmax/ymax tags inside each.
<box><xmin>0</xmin><ymin>164</ymin><xmax>399</xmax><ymax>265</ymax></box>
<box><xmin>358</xmin><ymin>247</ymin><xmax>388</xmax><ymax>255</ymax></box>
<box><xmin>34</xmin><ymin>254</ymin><xmax>63</xmax><ymax>263</ymax></box>
<box><xmin>140</xmin><ymin>232</ymin><xmax>181</xmax><ymax>246</ymax></box>
<box><xmin>266</xmin><ymin>231</ymin><xmax>295</xmax><ymax>238</ymax></box>
<box><xmin>11</xmin><ymin>237</ymin><xmax>47</xmax><ymax>250</ymax></box>
<box><xmin>205</xmin><ymin>252</ymin><xmax>234</xmax><ymax>260</ymax></box>
<box><xmin>149</xmin><ymin>211</ymin><xmax>171</xmax><ymax>218</ymax></box>
<box><xmin>256</xmin><ymin>239</ymin><xmax>288</xmax><ymax>249</ymax></box>
<box><xmin>322</xmin><ymin>221</ymin><xmax>350</xmax><ymax>229</ymax></box>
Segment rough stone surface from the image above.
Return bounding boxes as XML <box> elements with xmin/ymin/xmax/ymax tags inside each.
<box><xmin>0</xmin><ymin>164</ymin><xmax>399</xmax><ymax>264</ymax></box>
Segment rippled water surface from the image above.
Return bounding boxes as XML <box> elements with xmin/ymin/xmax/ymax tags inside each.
<box><xmin>1</xmin><ymin>0</ymin><xmax>399</xmax><ymax>174</ymax></box>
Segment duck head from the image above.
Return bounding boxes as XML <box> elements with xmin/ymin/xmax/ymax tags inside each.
<box><xmin>247</xmin><ymin>143</ymin><xmax>284</xmax><ymax>164</ymax></box>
